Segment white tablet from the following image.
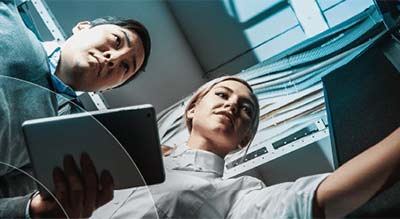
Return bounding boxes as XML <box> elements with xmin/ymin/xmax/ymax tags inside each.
<box><xmin>22</xmin><ymin>104</ymin><xmax>165</xmax><ymax>197</ymax></box>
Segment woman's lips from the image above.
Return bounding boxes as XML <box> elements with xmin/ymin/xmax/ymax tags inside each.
<box><xmin>215</xmin><ymin>111</ymin><xmax>234</xmax><ymax>128</ymax></box>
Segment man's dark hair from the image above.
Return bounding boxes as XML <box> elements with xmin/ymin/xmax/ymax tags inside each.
<box><xmin>89</xmin><ymin>16</ymin><xmax>151</xmax><ymax>88</ymax></box>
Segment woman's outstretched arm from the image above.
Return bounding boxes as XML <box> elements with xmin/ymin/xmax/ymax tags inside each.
<box><xmin>314</xmin><ymin>127</ymin><xmax>400</xmax><ymax>218</ymax></box>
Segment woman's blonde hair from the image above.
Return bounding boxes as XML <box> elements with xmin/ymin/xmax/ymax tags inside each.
<box><xmin>185</xmin><ymin>76</ymin><xmax>260</xmax><ymax>148</ymax></box>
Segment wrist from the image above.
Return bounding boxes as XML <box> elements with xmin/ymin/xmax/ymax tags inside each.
<box><xmin>29</xmin><ymin>193</ymin><xmax>44</xmax><ymax>219</ymax></box>
<box><xmin>26</xmin><ymin>191</ymin><xmax>39</xmax><ymax>219</ymax></box>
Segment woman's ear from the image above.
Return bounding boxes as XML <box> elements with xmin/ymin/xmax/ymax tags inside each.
<box><xmin>186</xmin><ymin>106</ymin><xmax>196</xmax><ymax>119</ymax></box>
<box><xmin>72</xmin><ymin>21</ymin><xmax>92</xmax><ymax>34</ymax></box>
<box><xmin>239</xmin><ymin>133</ymin><xmax>252</xmax><ymax>148</ymax></box>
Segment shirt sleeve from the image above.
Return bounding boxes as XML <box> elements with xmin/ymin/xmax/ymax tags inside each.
<box><xmin>25</xmin><ymin>197</ymin><xmax>31</xmax><ymax>219</ymax></box>
<box><xmin>0</xmin><ymin>194</ymin><xmax>32</xmax><ymax>218</ymax></box>
<box><xmin>228</xmin><ymin>173</ymin><xmax>330</xmax><ymax>219</ymax></box>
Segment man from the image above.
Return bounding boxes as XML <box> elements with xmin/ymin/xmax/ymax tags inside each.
<box><xmin>44</xmin><ymin>16</ymin><xmax>151</xmax><ymax>114</ymax></box>
<box><xmin>0</xmin><ymin>0</ymin><xmax>151</xmax><ymax>218</ymax></box>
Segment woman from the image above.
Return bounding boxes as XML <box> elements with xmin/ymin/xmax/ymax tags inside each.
<box><xmin>94</xmin><ymin>76</ymin><xmax>400</xmax><ymax>219</ymax></box>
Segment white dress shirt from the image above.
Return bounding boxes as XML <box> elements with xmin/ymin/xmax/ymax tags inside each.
<box><xmin>93</xmin><ymin>145</ymin><xmax>329</xmax><ymax>218</ymax></box>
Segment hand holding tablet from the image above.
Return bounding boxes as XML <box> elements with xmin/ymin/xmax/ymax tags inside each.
<box><xmin>22</xmin><ymin>104</ymin><xmax>165</xmax><ymax>208</ymax></box>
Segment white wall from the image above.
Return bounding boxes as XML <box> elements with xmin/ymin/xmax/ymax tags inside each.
<box><xmin>167</xmin><ymin>0</ymin><xmax>261</xmax><ymax>78</ymax></box>
<box><xmin>36</xmin><ymin>0</ymin><xmax>206</xmax><ymax>113</ymax></box>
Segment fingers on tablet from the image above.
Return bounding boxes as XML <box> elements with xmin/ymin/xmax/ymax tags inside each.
<box><xmin>51</xmin><ymin>153</ymin><xmax>114</xmax><ymax>217</ymax></box>
<box><xmin>52</xmin><ymin>166</ymin><xmax>69</xmax><ymax>206</ymax></box>
<box><xmin>97</xmin><ymin>169</ymin><xmax>114</xmax><ymax>207</ymax></box>
<box><xmin>63</xmin><ymin>155</ymin><xmax>84</xmax><ymax>216</ymax></box>
<box><xmin>80</xmin><ymin>153</ymin><xmax>98</xmax><ymax>217</ymax></box>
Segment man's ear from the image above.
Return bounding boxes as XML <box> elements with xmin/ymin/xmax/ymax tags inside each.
<box><xmin>72</xmin><ymin>21</ymin><xmax>92</xmax><ymax>34</ymax></box>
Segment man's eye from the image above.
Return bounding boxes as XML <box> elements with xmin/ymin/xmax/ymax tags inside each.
<box><xmin>122</xmin><ymin>62</ymin><xmax>129</xmax><ymax>73</ymax></box>
<box><xmin>114</xmin><ymin>35</ymin><xmax>121</xmax><ymax>48</ymax></box>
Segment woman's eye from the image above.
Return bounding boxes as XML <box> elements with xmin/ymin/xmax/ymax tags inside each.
<box><xmin>241</xmin><ymin>104</ymin><xmax>253</xmax><ymax>116</ymax></box>
<box><xmin>216</xmin><ymin>92</ymin><xmax>228</xmax><ymax>99</ymax></box>
<box><xmin>114</xmin><ymin>35</ymin><xmax>121</xmax><ymax>48</ymax></box>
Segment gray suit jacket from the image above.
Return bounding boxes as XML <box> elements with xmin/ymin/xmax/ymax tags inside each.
<box><xmin>0</xmin><ymin>0</ymin><xmax>58</xmax><ymax>217</ymax></box>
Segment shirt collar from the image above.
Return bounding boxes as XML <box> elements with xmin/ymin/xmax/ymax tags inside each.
<box><xmin>170</xmin><ymin>145</ymin><xmax>225</xmax><ymax>177</ymax></box>
<box><xmin>41</xmin><ymin>41</ymin><xmax>77</xmax><ymax>98</ymax></box>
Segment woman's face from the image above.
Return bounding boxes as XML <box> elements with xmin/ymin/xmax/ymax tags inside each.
<box><xmin>187</xmin><ymin>80</ymin><xmax>257</xmax><ymax>156</ymax></box>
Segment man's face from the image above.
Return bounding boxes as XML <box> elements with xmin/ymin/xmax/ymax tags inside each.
<box><xmin>57</xmin><ymin>22</ymin><xmax>145</xmax><ymax>92</ymax></box>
